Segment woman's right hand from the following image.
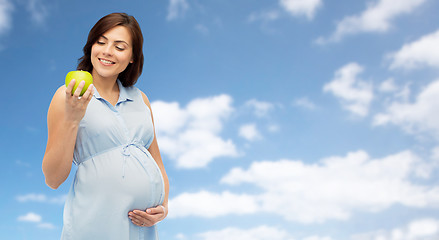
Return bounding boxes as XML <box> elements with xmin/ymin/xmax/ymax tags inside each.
<box><xmin>64</xmin><ymin>79</ymin><xmax>94</xmax><ymax>124</ymax></box>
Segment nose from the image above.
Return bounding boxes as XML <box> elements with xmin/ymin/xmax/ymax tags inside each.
<box><xmin>102</xmin><ymin>44</ymin><xmax>113</xmax><ymax>56</ymax></box>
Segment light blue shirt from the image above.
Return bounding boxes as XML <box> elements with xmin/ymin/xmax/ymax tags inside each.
<box><xmin>61</xmin><ymin>80</ymin><xmax>165</xmax><ymax>240</ymax></box>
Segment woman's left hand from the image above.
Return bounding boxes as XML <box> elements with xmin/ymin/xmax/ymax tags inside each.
<box><xmin>128</xmin><ymin>205</ymin><xmax>167</xmax><ymax>227</ymax></box>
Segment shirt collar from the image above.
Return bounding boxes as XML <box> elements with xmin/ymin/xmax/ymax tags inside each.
<box><xmin>92</xmin><ymin>79</ymin><xmax>133</xmax><ymax>103</ymax></box>
<box><xmin>117</xmin><ymin>79</ymin><xmax>133</xmax><ymax>102</ymax></box>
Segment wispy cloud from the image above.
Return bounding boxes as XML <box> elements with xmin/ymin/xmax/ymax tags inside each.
<box><xmin>17</xmin><ymin>212</ymin><xmax>41</xmax><ymax>222</ymax></box>
<box><xmin>316</xmin><ymin>0</ymin><xmax>426</xmax><ymax>44</ymax></box>
<box><xmin>0</xmin><ymin>0</ymin><xmax>13</xmax><ymax>35</ymax></box>
<box><xmin>388</xmin><ymin>29</ymin><xmax>439</xmax><ymax>70</ymax></box>
<box><xmin>378</xmin><ymin>78</ymin><xmax>398</xmax><ymax>93</ymax></box>
<box><xmin>167</xmin><ymin>0</ymin><xmax>189</xmax><ymax>21</ymax></box>
<box><xmin>351</xmin><ymin>218</ymin><xmax>439</xmax><ymax>240</ymax></box>
<box><xmin>293</xmin><ymin>97</ymin><xmax>317</xmax><ymax>110</ymax></box>
<box><xmin>323</xmin><ymin>62</ymin><xmax>373</xmax><ymax>117</ymax></box>
<box><xmin>373</xmin><ymin>80</ymin><xmax>439</xmax><ymax>139</ymax></box>
<box><xmin>279</xmin><ymin>0</ymin><xmax>322</xmax><ymax>20</ymax></box>
<box><xmin>15</xmin><ymin>160</ymin><xmax>31</xmax><ymax>168</ymax></box>
<box><xmin>247</xmin><ymin>10</ymin><xmax>281</xmax><ymax>23</ymax></box>
<box><xmin>194</xmin><ymin>23</ymin><xmax>209</xmax><ymax>35</ymax></box>
<box><xmin>151</xmin><ymin>95</ymin><xmax>238</xmax><ymax>168</ymax></box>
<box><xmin>16</xmin><ymin>193</ymin><xmax>66</xmax><ymax>204</ymax></box>
<box><xmin>239</xmin><ymin>123</ymin><xmax>262</xmax><ymax>141</ymax></box>
<box><xmin>245</xmin><ymin>99</ymin><xmax>275</xmax><ymax>118</ymax></box>
<box><xmin>26</xmin><ymin>0</ymin><xmax>49</xmax><ymax>25</ymax></box>
<box><xmin>17</xmin><ymin>212</ymin><xmax>55</xmax><ymax>229</ymax></box>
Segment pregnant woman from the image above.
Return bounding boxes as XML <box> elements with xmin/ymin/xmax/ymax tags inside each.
<box><xmin>42</xmin><ymin>13</ymin><xmax>169</xmax><ymax>240</ymax></box>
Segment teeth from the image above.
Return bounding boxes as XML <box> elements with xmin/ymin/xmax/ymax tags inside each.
<box><xmin>100</xmin><ymin>59</ymin><xmax>114</xmax><ymax>64</ymax></box>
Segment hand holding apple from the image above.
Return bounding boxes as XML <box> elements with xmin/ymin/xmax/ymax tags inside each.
<box><xmin>65</xmin><ymin>71</ymin><xmax>93</xmax><ymax>96</ymax></box>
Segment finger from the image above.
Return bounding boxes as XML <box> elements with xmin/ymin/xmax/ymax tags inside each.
<box><xmin>131</xmin><ymin>211</ymin><xmax>158</xmax><ymax>224</ymax></box>
<box><xmin>129</xmin><ymin>213</ymin><xmax>155</xmax><ymax>226</ymax></box>
<box><xmin>66</xmin><ymin>79</ymin><xmax>76</xmax><ymax>96</ymax></box>
<box><xmin>73</xmin><ymin>81</ymin><xmax>85</xmax><ymax>98</ymax></box>
<box><xmin>81</xmin><ymin>84</ymin><xmax>94</xmax><ymax>101</ymax></box>
<box><xmin>146</xmin><ymin>205</ymin><xmax>166</xmax><ymax>215</ymax></box>
<box><xmin>130</xmin><ymin>217</ymin><xmax>144</xmax><ymax>226</ymax></box>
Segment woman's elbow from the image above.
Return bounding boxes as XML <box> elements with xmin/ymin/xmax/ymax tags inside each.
<box><xmin>45</xmin><ymin>178</ymin><xmax>62</xmax><ymax>189</ymax></box>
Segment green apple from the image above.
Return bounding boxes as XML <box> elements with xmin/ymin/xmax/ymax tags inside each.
<box><xmin>65</xmin><ymin>70</ymin><xmax>93</xmax><ymax>96</ymax></box>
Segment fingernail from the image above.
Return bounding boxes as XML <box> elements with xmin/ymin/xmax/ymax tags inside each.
<box><xmin>147</xmin><ymin>209</ymin><xmax>151</xmax><ymax>213</ymax></box>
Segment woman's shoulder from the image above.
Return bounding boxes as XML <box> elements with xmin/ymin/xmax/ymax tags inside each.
<box><xmin>52</xmin><ymin>85</ymin><xmax>67</xmax><ymax>101</ymax></box>
<box><xmin>131</xmin><ymin>87</ymin><xmax>151</xmax><ymax>108</ymax></box>
<box><xmin>122</xmin><ymin>82</ymin><xmax>151</xmax><ymax>108</ymax></box>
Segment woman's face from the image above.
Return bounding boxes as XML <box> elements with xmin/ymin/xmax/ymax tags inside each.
<box><xmin>91</xmin><ymin>26</ymin><xmax>133</xmax><ymax>81</ymax></box>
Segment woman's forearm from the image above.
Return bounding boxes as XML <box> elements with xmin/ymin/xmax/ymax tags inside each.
<box><xmin>42</xmin><ymin>121</ymin><xmax>79</xmax><ymax>189</ymax></box>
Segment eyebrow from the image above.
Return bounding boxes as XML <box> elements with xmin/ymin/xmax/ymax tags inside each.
<box><xmin>100</xmin><ymin>35</ymin><xmax>130</xmax><ymax>46</ymax></box>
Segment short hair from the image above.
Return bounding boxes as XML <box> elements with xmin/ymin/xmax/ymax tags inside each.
<box><xmin>77</xmin><ymin>13</ymin><xmax>144</xmax><ymax>87</ymax></box>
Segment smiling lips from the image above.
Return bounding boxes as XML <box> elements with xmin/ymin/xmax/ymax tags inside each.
<box><xmin>99</xmin><ymin>58</ymin><xmax>115</xmax><ymax>65</ymax></box>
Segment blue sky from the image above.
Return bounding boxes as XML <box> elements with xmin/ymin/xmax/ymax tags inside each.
<box><xmin>2</xmin><ymin>0</ymin><xmax>439</xmax><ymax>239</ymax></box>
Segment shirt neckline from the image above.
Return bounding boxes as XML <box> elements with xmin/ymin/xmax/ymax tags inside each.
<box><xmin>93</xmin><ymin>79</ymin><xmax>133</xmax><ymax>105</ymax></box>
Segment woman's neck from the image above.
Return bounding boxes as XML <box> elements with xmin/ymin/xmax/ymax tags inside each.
<box><xmin>91</xmin><ymin>73</ymin><xmax>120</xmax><ymax>106</ymax></box>
<box><xmin>92</xmin><ymin>74</ymin><xmax>119</xmax><ymax>96</ymax></box>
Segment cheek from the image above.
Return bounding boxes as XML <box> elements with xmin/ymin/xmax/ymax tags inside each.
<box><xmin>119</xmin><ymin>52</ymin><xmax>133</xmax><ymax>65</ymax></box>
<box><xmin>91</xmin><ymin>45</ymin><xmax>98</xmax><ymax>56</ymax></box>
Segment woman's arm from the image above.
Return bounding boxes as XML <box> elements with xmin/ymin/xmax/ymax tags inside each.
<box><xmin>42</xmin><ymin>80</ymin><xmax>93</xmax><ymax>189</ymax></box>
<box><xmin>128</xmin><ymin>92</ymin><xmax>169</xmax><ymax>227</ymax></box>
<box><xmin>140</xmin><ymin>91</ymin><xmax>170</xmax><ymax>211</ymax></box>
<box><xmin>128</xmin><ymin>91</ymin><xmax>170</xmax><ymax>227</ymax></box>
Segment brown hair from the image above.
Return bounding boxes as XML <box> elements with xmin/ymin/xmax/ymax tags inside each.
<box><xmin>77</xmin><ymin>13</ymin><xmax>144</xmax><ymax>87</ymax></box>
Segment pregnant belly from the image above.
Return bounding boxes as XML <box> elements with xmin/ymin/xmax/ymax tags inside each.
<box><xmin>74</xmin><ymin>147</ymin><xmax>164</xmax><ymax>211</ymax></box>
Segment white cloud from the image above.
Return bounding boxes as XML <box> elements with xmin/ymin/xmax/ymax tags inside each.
<box><xmin>26</xmin><ymin>0</ymin><xmax>49</xmax><ymax>25</ymax></box>
<box><xmin>279</xmin><ymin>0</ymin><xmax>322</xmax><ymax>20</ymax></box>
<box><xmin>151</xmin><ymin>95</ymin><xmax>238</xmax><ymax>168</ymax></box>
<box><xmin>388</xmin><ymin>29</ymin><xmax>439</xmax><ymax>70</ymax></box>
<box><xmin>239</xmin><ymin>123</ymin><xmax>262</xmax><ymax>141</ymax></box>
<box><xmin>432</xmin><ymin>146</ymin><xmax>439</xmax><ymax>161</ymax></box>
<box><xmin>197</xmin><ymin>226</ymin><xmax>294</xmax><ymax>240</ymax></box>
<box><xmin>316</xmin><ymin>0</ymin><xmax>426</xmax><ymax>44</ymax></box>
<box><xmin>169</xmin><ymin>149</ymin><xmax>439</xmax><ymax>223</ymax></box>
<box><xmin>16</xmin><ymin>193</ymin><xmax>66</xmax><ymax>204</ymax></box>
<box><xmin>221</xmin><ymin>150</ymin><xmax>439</xmax><ymax>223</ymax></box>
<box><xmin>267</xmin><ymin>124</ymin><xmax>280</xmax><ymax>133</ymax></box>
<box><xmin>168</xmin><ymin>190</ymin><xmax>259</xmax><ymax>218</ymax></box>
<box><xmin>175</xmin><ymin>233</ymin><xmax>187</xmax><ymax>240</ymax></box>
<box><xmin>293</xmin><ymin>97</ymin><xmax>317</xmax><ymax>110</ymax></box>
<box><xmin>379</xmin><ymin>78</ymin><xmax>398</xmax><ymax>93</ymax></box>
<box><xmin>17</xmin><ymin>212</ymin><xmax>42</xmax><ymax>223</ymax></box>
<box><xmin>373</xmin><ymin>80</ymin><xmax>439</xmax><ymax>139</ymax></box>
<box><xmin>37</xmin><ymin>222</ymin><xmax>56</xmax><ymax>229</ymax></box>
<box><xmin>323</xmin><ymin>62</ymin><xmax>373</xmax><ymax>117</ymax></box>
<box><xmin>167</xmin><ymin>0</ymin><xmax>189</xmax><ymax>21</ymax></box>
<box><xmin>0</xmin><ymin>0</ymin><xmax>13</xmax><ymax>35</ymax></box>
<box><xmin>351</xmin><ymin>218</ymin><xmax>439</xmax><ymax>240</ymax></box>
<box><xmin>245</xmin><ymin>99</ymin><xmax>275</xmax><ymax>118</ymax></box>
<box><xmin>17</xmin><ymin>212</ymin><xmax>55</xmax><ymax>229</ymax></box>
